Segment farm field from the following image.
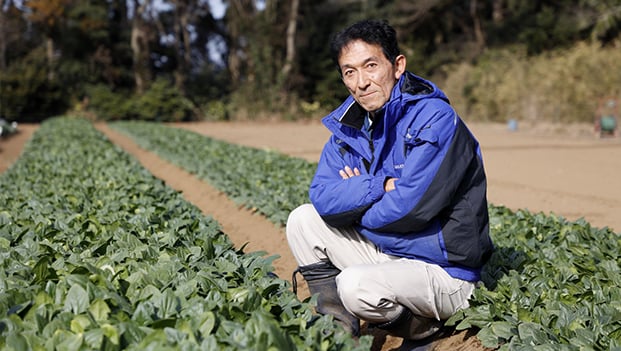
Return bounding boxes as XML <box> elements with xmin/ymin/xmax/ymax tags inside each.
<box><xmin>171</xmin><ymin>120</ymin><xmax>621</xmax><ymax>235</ymax></box>
<box><xmin>1</xmin><ymin>119</ymin><xmax>620</xmax><ymax>350</ymax></box>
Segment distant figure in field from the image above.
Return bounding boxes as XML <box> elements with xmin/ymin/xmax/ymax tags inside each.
<box><xmin>594</xmin><ymin>97</ymin><xmax>619</xmax><ymax>138</ymax></box>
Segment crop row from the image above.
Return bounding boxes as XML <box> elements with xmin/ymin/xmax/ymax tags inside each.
<box><xmin>112</xmin><ymin>121</ymin><xmax>621</xmax><ymax>350</ymax></box>
<box><xmin>0</xmin><ymin>117</ymin><xmax>371</xmax><ymax>350</ymax></box>
<box><xmin>459</xmin><ymin>207</ymin><xmax>621</xmax><ymax>349</ymax></box>
<box><xmin>110</xmin><ymin>121</ymin><xmax>316</xmax><ymax>226</ymax></box>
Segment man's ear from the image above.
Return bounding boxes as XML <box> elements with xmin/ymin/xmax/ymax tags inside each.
<box><xmin>394</xmin><ymin>54</ymin><xmax>406</xmax><ymax>79</ymax></box>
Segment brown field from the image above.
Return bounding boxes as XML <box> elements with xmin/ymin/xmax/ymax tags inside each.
<box><xmin>2</xmin><ymin>119</ymin><xmax>619</xmax><ymax>350</ymax></box>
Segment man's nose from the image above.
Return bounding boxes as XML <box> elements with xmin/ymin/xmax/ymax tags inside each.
<box><xmin>357</xmin><ymin>72</ymin><xmax>370</xmax><ymax>88</ymax></box>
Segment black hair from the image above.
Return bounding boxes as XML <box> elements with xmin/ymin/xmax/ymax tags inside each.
<box><xmin>329</xmin><ymin>19</ymin><xmax>401</xmax><ymax>73</ymax></box>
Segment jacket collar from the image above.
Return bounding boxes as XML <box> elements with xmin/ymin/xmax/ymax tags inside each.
<box><xmin>323</xmin><ymin>72</ymin><xmax>444</xmax><ymax>134</ymax></box>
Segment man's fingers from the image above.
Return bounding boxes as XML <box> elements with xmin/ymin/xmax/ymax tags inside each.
<box><xmin>344</xmin><ymin>166</ymin><xmax>354</xmax><ymax>177</ymax></box>
<box><xmin>384</xmin><ymin>177</ymin><xmax>399</xmax><ymax>192</ymax></box>
<box><xmin>340</xmin><ymin>166</ymin><xmax>361</xmax><ymax>179</ymax></box>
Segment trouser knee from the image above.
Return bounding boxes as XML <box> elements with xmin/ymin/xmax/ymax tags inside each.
<box><xmin>337</xmin><ymin>266</ymin><xmax>443</xmax><ymax>341</ymax></box>
<box><xmin>286</xmin><ymin>204</ymin><xmax>329</xmax><ymax>266</ymax></box>
<box><xmin>285</xmin><ymin>203</ymin><xmax>314</xmax><ymax>243</ymax></box>
<box><xmin>336</xmin><ymin>265</ymin><xmax>402</xmax><ymax>323</ymax></box>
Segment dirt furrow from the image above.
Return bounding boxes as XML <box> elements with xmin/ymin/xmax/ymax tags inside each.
<box><xmin>0</xmin><ymin>124</ymin><xmax>38</xmax><ymax>173</ymax></box>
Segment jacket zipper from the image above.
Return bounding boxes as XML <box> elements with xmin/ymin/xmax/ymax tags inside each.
<box><xmin>363</xmin><ymin>135</ymin><xmax>374</xmax><ymax>172</ymax></box>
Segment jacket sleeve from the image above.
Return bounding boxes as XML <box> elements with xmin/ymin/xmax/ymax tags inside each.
<box><xmin>309</xmin><ymin>136</ymin><xmax>386</xmax><ymax>228</ymax></box>
<box><xmin>360</xmin><ymin>101</ymin><xmax>471</xmax><ymax>232</ymax></box>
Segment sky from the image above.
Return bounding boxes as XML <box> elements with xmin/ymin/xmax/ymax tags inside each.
<box><xmin>207</xmin><ymin>0</ymin><xmax>227</xmax><ymax>66</ymax></box>
<box><xmin>209</xmin><ymin>0</ymin><xmax>227</xmax><ymax>19</ymax></box>
<box><xmin>6</xmin><ymin>0</ymin><xmax>229</xmax><ymax>17</ymax></box>
<box><xmin>153</xmin><ymin>0</ymin><xmax>227</xmax><ymax>18</ymax></box>
<box><xmin>149</xmin><ymin>0</ymin><xmax>228</xmax><ymax>65</ymax></box>
<box><xmin>138</xmin><ymin>0</ymin><xmax>227</xmax><ymax>19</ymax></box>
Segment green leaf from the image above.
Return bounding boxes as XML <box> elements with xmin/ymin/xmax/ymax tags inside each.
<box><xmin>83</xmin><ymin>328</ymin><xmax>104</xmax><ymax>349</ymax></box>
<box><xmin>490</xmin><ymin>321</ymin><xmax>516</xmax><ymax>340</ymax></box>
<box><xmin>117</xmin><ymin>322</ymin><xmax>147</xmax><ymax>345</ymax></box>
<box><xmin>70</xmin><ymin>314</ymin><xmax>91</xmax><ymax>333</ymax></box>
<box><xmin>89</xmin><ymin>299</ymin><xmax>111</xmax><ymax>321</ymax></box>
<box><xmin>569</xmin><ymin>328</ymin><xmax>597</xmax><ymax>347</ymax></box>
<box><xmin>0</xmin><ymin>237</ymin><xmax>10</xmax><ymax>250</ymax></box>
<box><xmin>518</xmin><ymin>322</ymin><xmax>549</xmax><ymax>345</ymax></box>
<box><xmin>476</xmin><ymin>327</ymin><xmax>502</xmax><ymax>348</ymax></box>
<box><xmin>244</xmin><ymin>310</ymin><xmax>295</xmax><ymax>350</ymax></box>
<box><xmin>101</xmin><ymin>323</ymin><xmax>120</xmax><ymax>345</ymax></box>
<box><xmin>444</xmin><ymin>309</ymin><xmax>465</xmax><ymax>327</ymax></box>
<box><xmin>65</xmin><ymin>284</ymin><xmax>89</xmax><ymax>314</ymax></box>
<box><xmin>154</xmin><ymin>289</ymin><xmax>181</xmax><ymax>319</ymax></box>
<box><xmin>198</xmin><ymin>311</ymin><xmax>217</xmax><ymax>336</ymax></box>
<box><xmin>54</xmin><ymin>330</ymin><xmax>83</xmax><ymax>351</ymax></box>
<box><xmin>150</xmin><ymin>318</ymin><xmax>176</xmax><ymax>329</ymax></box>
<box><xmin>33</xmin><ymin>256</ymin><xmax>57</xmax><ymax>283</ymax></box>
<box><xmin>5</xmin><ymin>334</ymin><xmax>29</xmax><ymax>351</ymax></box>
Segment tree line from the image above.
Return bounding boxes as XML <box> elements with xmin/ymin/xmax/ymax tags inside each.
<box><xmin>1</xmin><ymin>0</ymin><xmax>620</xmax><ymax>122</ymax></box>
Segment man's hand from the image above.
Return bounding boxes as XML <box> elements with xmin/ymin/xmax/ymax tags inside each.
<box><xmin>384</xmin><ymin>178</ymin><xmax>398</xmax><ymax>192</ymax></box>
<box><xmin>339</xmin><ymin>166</ymin><xmax>360</xmax><ymax>179</ymax></box>
<box><xmin>339</xmin><ymin>166</ymin><xmax>398</xmax><ymax>192</ymax></box>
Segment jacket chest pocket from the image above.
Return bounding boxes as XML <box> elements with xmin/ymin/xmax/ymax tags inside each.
<box><xmin>403</xmin><ymin>126</ymin><xmax>438</xmax><ymax>158</ymax></box>
<box><xmin>390</xmin><ymin>126</ymin><xmax>439</xmax><ymax>176</ymax></box>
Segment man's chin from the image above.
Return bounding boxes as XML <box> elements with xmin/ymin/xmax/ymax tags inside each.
<box><xmin>358</xmin><ymin>103</ymin><xmax>381</xmax><ymax>114</ymax></box>
<box><xmin>366</xmin><ymin>106</ymin><xmax>384</xmax><ymax>116</ymax></box>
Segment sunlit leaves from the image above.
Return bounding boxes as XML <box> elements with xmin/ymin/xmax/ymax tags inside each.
<box><xmin>0</xmin><ymin>117</ymin><xmax>370</xmax><ymax>350</ymax></box>
<box><xmin>449</xmin><ymin>206</ymin><xmax>621</xmax><ymax>349</ymax></box>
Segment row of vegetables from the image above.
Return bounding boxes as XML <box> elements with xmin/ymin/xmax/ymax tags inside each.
<box><xmin>0</xmin><ymin>117</ymin><xmax>370</xmax><ymax>350</ymax></box>
<box><xmin>111</xmin><ymin>120</ymin><xmax>621</xmax><ymax>350</ymax></box>
<box><xmin>110</xmin><ymin>121</ymin><xmax>315</xmax><ymax>227</ymax></box>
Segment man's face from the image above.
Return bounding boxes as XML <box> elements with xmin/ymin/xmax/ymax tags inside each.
<box><xmin>338</xmin><ymin>40</ymin><xmax>406</xmax><ymax>115</ymax></box>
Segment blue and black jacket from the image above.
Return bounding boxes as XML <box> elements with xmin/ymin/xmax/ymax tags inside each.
<box><xmin>310</xmin><ymin>72</ymin><xmax>493</xmax><ymax>282</ymax></box>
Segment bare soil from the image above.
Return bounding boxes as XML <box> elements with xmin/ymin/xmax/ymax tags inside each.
<box><xmin>2</xmin><ymin>119</ymin><xmax>620</xmax><ymax>350</ymax></box>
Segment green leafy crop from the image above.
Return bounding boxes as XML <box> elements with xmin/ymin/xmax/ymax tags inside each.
<box><xmin>0</xmin><ymin>117</ymin><xmax>371</xmax><ymax>350</ymax></box>
<box><xmin>447</xmin><ymin>207</ymin><xmax>621</xmax><ymax>350</ymax></box>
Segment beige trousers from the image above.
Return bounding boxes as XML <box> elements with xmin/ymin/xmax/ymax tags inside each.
<box><xmin>286</xmin><ymin>204</ymin><xmax>475</xmax><ymax>334</ymax></box>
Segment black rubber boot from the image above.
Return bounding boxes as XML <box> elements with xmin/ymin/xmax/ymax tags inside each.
<box><xmin>292</xmin><ymin>261</ymin><xmax>360</xmax><ymax>336</ymax></box>
<box><xmin>372</xmin><ymin>308</ymin><xmax>443</xmax><ymax>350</ymax></box>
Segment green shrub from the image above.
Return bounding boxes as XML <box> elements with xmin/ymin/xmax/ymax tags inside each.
<box><xmin>439</xmin><ymin>42</ymin><xmax>621</xmax><ymax>124</ymax></box>
<box><xmin>0</xmin><ymin>47</ymin><xmax>68</xmax><ymax>122</ymax></box>
<box><xmin>84</xmin><ymin>84</ymin><xmax>132</xmax><ymax>120</ymax></box>
<box><xmin>86</xmin><ymin>79</ymin><xmax>197</xmax><ymax>121</ymax></box>
<box><xmin>131</xmin><ymin>78</ymin><xmax>196</xmax><ymax>121</ymax></box>
<box><xmin>199</xmin><ymin>99</ymin><xmax>229</xmax><ymax>121</ymax></box>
